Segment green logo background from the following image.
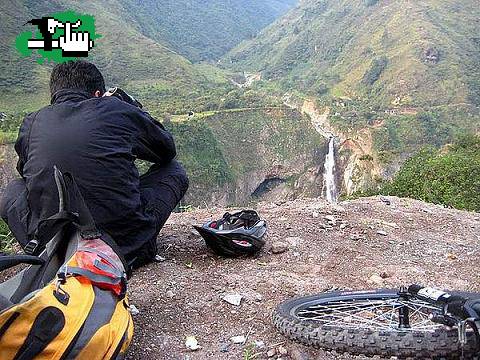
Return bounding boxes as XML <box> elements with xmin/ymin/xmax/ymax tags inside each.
<box><xmin>15</xmin><ymin>10</ymin><xmax>101</xmax><ymax>64</ymax></box>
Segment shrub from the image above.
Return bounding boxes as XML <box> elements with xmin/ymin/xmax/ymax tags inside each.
<box><xmin>362</xmin><ymin>56</ymin><xmax>388</xmax><ymax>85</ymax></box>
<box><xmin>380</xmin><ymin>134</ymin><xmax>480</xmax><ymax>211</ymax></box>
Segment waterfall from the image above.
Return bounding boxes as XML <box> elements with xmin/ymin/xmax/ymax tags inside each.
<box><xmin>323</xmin><ymin>137</ymin><xmax>338</xmax><ymax>203</ymax></box>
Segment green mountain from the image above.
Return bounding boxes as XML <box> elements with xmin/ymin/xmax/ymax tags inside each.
<box><xmin>0</xmin><ymin>0</ymin><xmax>296</xmax><ymax>113</ymax></box>
<box><xmin>120</xmin><ymin>0</ymin><xmax>298</xmax><ymax>62</ymax></box>
<box><xmin>226</xmin><ymin>0</ymin><xmax>479</xmax><ymax>106</ymax></box>
<box><xmin>0</xmin><ymin>0</ymin><xmax>232</xmax><ymax>113</ymax></box>
<box><xmin>224</xmin><ymin>0</ymin><xmax>480</xmax><ymax>164</ymax></box>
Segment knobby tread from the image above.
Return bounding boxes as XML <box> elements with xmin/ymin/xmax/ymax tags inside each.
<box><xmin>273</xmin><ymin>292</ymin><xmax>480</xmax><ymax>359</ymax></box>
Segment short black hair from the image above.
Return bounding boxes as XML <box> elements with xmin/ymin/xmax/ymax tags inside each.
<box><xmin>50</xmin><ymin>60</ymin><xmax>106</xmax><ymax>96</ymax></box>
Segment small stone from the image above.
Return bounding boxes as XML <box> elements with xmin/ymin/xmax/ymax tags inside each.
<box><xmin>293</xmin><ymin>251</ymin><xmax>300</xmax><ymax>257</ymax></box>
<box><xmin>331</xmin><ymin>205</ymin><xmax>346</xmax><ymax>213</ymax></box>
<box><xmin>185</xmin><ymin>336</ymin><xmax>201</xmax><ymax>351</ymax></box>
<box><xmin>290</xmin><ymin>348</ymin><xmax>309</xmax><ymax>360</ymax></box>
<box><xmin>254</xmin><ymin>340</ymin><xmax>265</xmax><ymax>349</ymax></box>
<box><xmin>339</xmin><ymin>223</ymin><xmax>347</xmax><ymax>230</ymax></box>
<box><xmin>154</xmin><ymin>255</ymin><xmax>166</xmax><ymax>262</ymax></box>
<box><xmin>190</xmin><ymin>229</ymin><xmax>200</xmax><ymax>237</ymax></box>
<box><xmin>271</xmin><ymin>241</ymin><xmax>288</xmax><ymax>254</ymax></box>
<box><xmin>166</xmin><ymin>290</ymin><xmax>175</xmax><ymax>298</ymax></box>
<box><xmin>230</xmin><ymin>335</ymin><xmax>246</xmax><ymax>344</ymax></box>
<box><xmin>380</xmin><ymin>197</ymin><xmax>391</xmax><ymax>205</ymax></box>
<box><xmin>350</xmin><ymin>233</ymin><xmax>362</xmax><ymax>241</ymax></box>
<box><xmin>380</xmin><ymin>271</ymin><xmax>390</xmax><ymax>279</ymax></box>
<box><xmin>377</xmin><ymin>230</ymin><xmax>388</xmax><ymax>236</ymax></box>
<box><xmin>312</xmin><ymin>211</ymin><xmax>320</xmax><ymax>218</ymax></box>
<box><xmin>278</xmin><ymin>345</ymin><xmax>288</xmax><ymax>355</ymax></box>
<box><xmin>446</xmin><ymin>253</ymin><xmax>458</xmax><ymax>260</ymax></box>
<box><xmin>129</xmin><ymin>304</ymin><xmax>140</xmax><ymax>315</ymax></box>
<box><xmin>223</xmin><ymin>294</ymin><xmax>243</xmax><ymax>306</ymax></box>
<box><xmin>324</xmin><ymin>215</ymin><xmax>336</xmax><ymax>223</ymax></box>
<box><xmin>285</xmin><ymin>236</ymin><xmax>303</xmax><ymax>247</ymax></box>
<box><xmin>220</xmin><ymin>342</ymin><xmax>230</xmax><ymax>352</ymax></box>
<box><xmin>267</xmin><ymin>348</ymin><xmax>276</xmax><ymax>357</ymax></box>
<box><xmin>368</xmin><ymin>274</ymin><xmax>384</xmax><ymax>286</ymax></box>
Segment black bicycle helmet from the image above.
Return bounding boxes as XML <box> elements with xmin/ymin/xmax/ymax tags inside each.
<box><xmin>194</xmin><ymin>210</ymin><xmax>267</xmax><ymax>257</ymax></box>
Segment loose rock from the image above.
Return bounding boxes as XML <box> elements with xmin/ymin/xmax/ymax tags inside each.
<box><xmin>222</xmin><ymin>294</ymin><xmax>243</xmax><ymax>306</ymax></box>
<box><xmin>380</xmin><ymin>271</ymin><xmax>390</xmax><ymax>279</ymax></box>
<box><xmin>230</xmin><ymin>335</ymin><xmax>246</xmax><ymax>344</ymax></box>
<box><xmin>377</xmin><ymin>230</ymin><xmax>388</xmax><ymax>236</ymax></box>
<box><xmin>285</xmin><ymin>236</ymin><xmax>303</xmax><ymax>247</ymax></box>
<box><xmin>254</xmin><ymin>340</ymin><xmax>265</xmax><ymax>349</ymax></box>
<box><xmin>185</xmin><ymin>336</ymin><xmax>201</xmax><ymax>351</ymax></box>
<box><xmin>324</xmin><ymin>215</ymin><xmax>336</xmax><ymax>225</ymax></box>
<box><xmin>271</xmin><ymin>241</ymin><xmax>288</xmax><ymax>254</ymax></box>
<box><xmin>129</xmin><ymin>304</ymin><xmax>140</xmax><ymax>315</ymax></box>
<box><xmin>350</xmin><ymin>233</ymin><xmax>363</xmax><ymax>241</ymax></box>
<box><xmin>368</xmin><ymin>274</ymin><xmax>384</xmax><ymax>286</ymax></box>
<box><xmin>446</xmin><ymin>253</ymin><xmax>458</xmax><ymax>260</ymax></box>
<box><xmin>219</xmin><ymin>342</ymin><xmax>229</xmax><ymax>353</ymax></box>
<box><xmin>290</xmin><ymin>348</ymin><xmax>308</xmax><ymax>360</ymax></box>
<box><xmin>278</xmin><ymin>345</ymin><xmax>288</xmax><ymax>355</ymax></box>
<box><xmin>267</xmin><ymin>348</ymin><xmax>276</xmax><ymax>357</ymax></box>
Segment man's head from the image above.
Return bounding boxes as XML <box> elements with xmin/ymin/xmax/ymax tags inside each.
<box><xmin>50</xmin><ymin>60</ymin><xmax>106</xmax><ymax>97</ymax></box>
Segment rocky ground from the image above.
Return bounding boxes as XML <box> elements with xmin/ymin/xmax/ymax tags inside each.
<box><xmin>126</xmin><ymin>196</ymin><xmax>480</xmax><ymax>360</ymax></box>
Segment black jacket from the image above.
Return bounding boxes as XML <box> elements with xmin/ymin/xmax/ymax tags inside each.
<box><xmin>15</xmin><ymin>89</ymin><xmax>176</xmax><ymax>256</ymax></box>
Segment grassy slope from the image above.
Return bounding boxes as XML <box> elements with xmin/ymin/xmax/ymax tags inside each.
<box><xmin>225</xmin><ymin>0</ymin><xmax>480</xmax><ymax>107</ymax></box>
<box><xmin>224</xmin><ymin>0</ymin><xmax>480</xmax><ymax>163</ymax></box>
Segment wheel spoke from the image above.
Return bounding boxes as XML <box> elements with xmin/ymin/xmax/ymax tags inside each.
<box><xmin>296</xmin><ymin>296</ymin><xmax>444</xmax><ymax>333</ymax></box>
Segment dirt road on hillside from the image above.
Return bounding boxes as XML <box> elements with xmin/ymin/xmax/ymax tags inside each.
<box><xmin>126</xmin><ymin>196</ymin><xmax>480</xmax><ymax>360</ymax></box>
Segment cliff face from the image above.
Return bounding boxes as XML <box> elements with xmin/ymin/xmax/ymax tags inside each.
<box><xmin>172</xmin><ymin>108</ymin><xmax>329</xmax><ymax>207</ymax></box>
<box><xmin>284</xmin><ymin>94</ymin><xmax>383</xmax><ymax>196</ymax></box>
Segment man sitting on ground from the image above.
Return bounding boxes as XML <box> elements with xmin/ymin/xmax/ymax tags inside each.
<box><xmin>0</xmin><ymin>60</ymin><xmax>188</xmax><ymax>268</ymax></box>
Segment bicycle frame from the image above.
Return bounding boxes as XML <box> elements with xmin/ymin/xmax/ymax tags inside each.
<box><xmin>408</xmin><ymin>285</ymin><xmax>480</xmax><ymax>351</ymax></box>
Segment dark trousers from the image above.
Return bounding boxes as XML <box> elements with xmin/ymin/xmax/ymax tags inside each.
<box><xmin>0</xmin><ymin>160</ymin><xmax>189</xmax><ymax>268</ymax></box>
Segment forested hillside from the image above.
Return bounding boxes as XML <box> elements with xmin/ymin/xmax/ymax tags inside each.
<box><xmin>120</xmin><ymin>0</ymin><xmax>297</xmax><ymax>62</ymax></box>
<box><xmin>225</xmin><ymin>0</ymin><xmax>480</xmax><ymax>165</ymax></box>
<box><xmin>375</xmin><ymin>134</ymin><xmax>480</xmax><ymax>212</ymax></box>
<box><xmin>0</xmin><ymin>0</ymin><xmax>296</xmax><ymax>112</ymax></box>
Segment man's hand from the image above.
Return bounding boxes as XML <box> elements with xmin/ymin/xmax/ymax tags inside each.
<box><xmin>58</xmin><ymin>20</ymin><xmax>93</xmax><ymax>55</ymax></box>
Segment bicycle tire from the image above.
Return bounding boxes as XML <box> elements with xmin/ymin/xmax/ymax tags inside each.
<box><xmin>273</xmin><ymin>289</ymin><xmax>479</xmax><ymax>359</ymax></box>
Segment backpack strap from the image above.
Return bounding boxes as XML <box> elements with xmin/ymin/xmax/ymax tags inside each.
<box><xmin>61</xmin><ymin>172</ymin><xmax>130</xmax><ymax>275</ymax></box>
<box><xmin>0</xmin><ymin>255</ymin><xmax>45</xmax><ymax>272</ymax></box>
<box><xmin>24</xmin><ymin>167</ymin><xmax>130</xmax><ymax>276</ymax></box>
<box><xmin>58</xmin><ymin>265</ymin><xmax>127</xmax><ymax>299</ymax></box>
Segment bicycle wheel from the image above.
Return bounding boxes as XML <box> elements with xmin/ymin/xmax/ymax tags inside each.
<box><xmin>273</xmin><ymin>289</ymin><xmax>478</xmax><ymax>359</ymax></box>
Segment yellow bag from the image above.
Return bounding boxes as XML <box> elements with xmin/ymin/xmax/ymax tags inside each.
<box><xmin>0</xmin><ymin>168</ymin><xmax>133</xmax><ymax>359</ymax></box>
<box><xmin>0</xmin><ymin>237</ymin><xmax>133</xmax><ymax>360</ymax></box>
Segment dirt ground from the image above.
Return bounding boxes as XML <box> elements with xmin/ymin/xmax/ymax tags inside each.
<box><xmin>126</xmin><ymin>196</ymin><xmax>480</xmax><ymax>360</ymax></box>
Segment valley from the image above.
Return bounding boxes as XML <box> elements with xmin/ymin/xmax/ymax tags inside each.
<box><xmin>1</xmin><ymin>0</ymin><xmax>479</xmax><ymax>208</ymax></box>
<box><xmin>0</xmin><ymin>2</ymin><xmax>479</xmax><ymax>359</ymax></box>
